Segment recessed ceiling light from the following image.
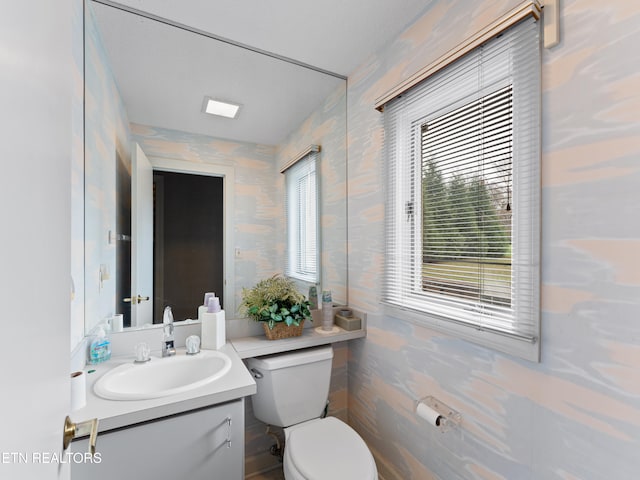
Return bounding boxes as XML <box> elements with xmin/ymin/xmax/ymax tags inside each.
<box><xmin>203</xmin><ymin>97</ymin><xmax>241</xmax><ymax>119</ymax></box>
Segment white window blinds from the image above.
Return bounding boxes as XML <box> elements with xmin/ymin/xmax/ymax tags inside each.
<box><xmin>382</xmin><ymin>16</ymin><xmax>540</xmax><ymax>361</ymax></box>
<box><xmin>285</xmin><ymin>150</ymin><xmax>319</xmax><ymax>283</ymax></box>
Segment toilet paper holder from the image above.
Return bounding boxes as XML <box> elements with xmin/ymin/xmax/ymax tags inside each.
<box><xmin>415</xmin><ymin>395</ymin><xmax>462</xmax><ymax>433</ymax></box>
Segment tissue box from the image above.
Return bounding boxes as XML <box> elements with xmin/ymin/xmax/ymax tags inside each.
<box><xmin>335</xmin><ymin>313</ymin><xmax>361</xmax><ymax>331</ymax></box>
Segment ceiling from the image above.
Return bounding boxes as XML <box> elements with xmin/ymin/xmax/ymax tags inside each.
<box><xmin>90</xmin><ymin>0</ymin><xmax>433</xmax><ymax>145</ymax></box>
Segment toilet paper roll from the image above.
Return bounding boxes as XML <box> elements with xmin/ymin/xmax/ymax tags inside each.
<box><xmin>70</xmin><ymin>371</ymin><xmax>86</xmax><ymax>412</ymax></box>
<box><xmin>110</xmin><ymin>314</ymin><xmax>124</xmax><ymax>333</ymax></box>
<box><xmin>416</xmin><ymin>402</ymin><xmax>443</xmax><ymax>427</ymax></box>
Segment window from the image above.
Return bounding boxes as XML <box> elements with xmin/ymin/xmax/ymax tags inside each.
<box><xmin>284</xmin><ymin>148</ymin><xmax>319</xmax><ymax>283</ymax></box>
<box><xmin>382</xmin><ymin>17</ymin><xmax>540</xmax><ymax>361</ymax></box>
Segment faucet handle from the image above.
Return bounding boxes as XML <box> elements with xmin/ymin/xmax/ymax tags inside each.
<box><xmin>186</xmin><ymin>335</ymin><xmax>201</xmax><ymax>355</ymax></box>
<box><xmin>134</xmin><ymin>342</ymin><xmax>151</xmax><ymax>363</ymax></box>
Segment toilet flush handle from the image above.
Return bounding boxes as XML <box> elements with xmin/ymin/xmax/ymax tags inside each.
<box><xmin>250</xmin><ymin>368</ymin><xmax>263</xmax><ymax>379</ymax></box>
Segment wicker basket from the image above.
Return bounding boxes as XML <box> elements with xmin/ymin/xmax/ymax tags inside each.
<box><xmin>262</xmin><ymin>319</ymin><xmax>305</xmax><ymax>340</ymax></box>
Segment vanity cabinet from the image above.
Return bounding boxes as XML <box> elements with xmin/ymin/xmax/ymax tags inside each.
<box><xmin>72</xmin><ymin>399</ymin><xmax>244</xmax><ymax>480</ymax></box>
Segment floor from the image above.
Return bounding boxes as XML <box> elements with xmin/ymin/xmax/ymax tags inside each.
<box><xmin>246</xmin><ymin>466</ymin><xmax>285</xmax><ymax>480</ymax></box>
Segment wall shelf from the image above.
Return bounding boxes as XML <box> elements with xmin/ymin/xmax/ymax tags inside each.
<box><xmin>231</xmin><ymin>325</ymin><xmax>366</xmax><ymax>359</ymax></box>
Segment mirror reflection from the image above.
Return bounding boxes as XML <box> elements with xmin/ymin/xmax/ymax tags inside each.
<box><xmin>84</xmin><ymin>0</ymin><xmax>347</xmax><ymax>334</ymax></box>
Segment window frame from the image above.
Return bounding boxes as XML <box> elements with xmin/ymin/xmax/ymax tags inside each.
<box><xmin>382</xmin><ymin>18</ymin><xmax>540</xmax><ymax>362</ymax></box>
<box><xmin>284</xmin><ymin>150</ymin><xmax>320</xmax><ymax>284</ymax></box>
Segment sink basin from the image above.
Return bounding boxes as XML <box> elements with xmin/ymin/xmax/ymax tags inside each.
<box><xmin>94</xmin><ymin>350</ymin><xmax>232</xmax><ymax>401</ymax></box>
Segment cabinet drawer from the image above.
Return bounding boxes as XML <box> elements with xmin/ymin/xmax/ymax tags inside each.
<box><xmin>72</xmin><ymin>399</ymin><xmax>244</xmax><ymax>480</ymax></box>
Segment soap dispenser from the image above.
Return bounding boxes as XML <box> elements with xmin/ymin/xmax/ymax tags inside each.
<box><xmin>89</xmin><ymin>327</ymin><xmax>111</xmax><ymax>364</ymax></box>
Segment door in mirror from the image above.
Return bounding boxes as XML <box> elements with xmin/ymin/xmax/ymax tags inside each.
<box><xmin>131</xmin><ymin>143</ymin><xmax>154</xmax><ymax>327</ymax></box>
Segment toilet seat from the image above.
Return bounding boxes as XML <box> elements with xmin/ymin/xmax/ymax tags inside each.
<box><xmin>284</xmin><ymin>417</ymin><xmax>377</xmax><ymax>480</ymax></box>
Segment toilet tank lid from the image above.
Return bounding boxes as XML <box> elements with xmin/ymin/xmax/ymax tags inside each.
<box><xmin>248</xmin><ymin>345</ymin><xmax>333</xmax><ymax>371</ymax></box>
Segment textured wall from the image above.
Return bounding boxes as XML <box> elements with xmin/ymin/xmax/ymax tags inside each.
<box><xmin>345</xmin><ymin>1</ymin><xmax>640</xmax><ymax>479</ymax></box>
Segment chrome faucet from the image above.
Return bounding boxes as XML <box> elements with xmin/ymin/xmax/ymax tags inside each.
<box><xmin>162</xmin><ymin>306</ymin><xmax>176</xmax><ymax>357</ymax></box>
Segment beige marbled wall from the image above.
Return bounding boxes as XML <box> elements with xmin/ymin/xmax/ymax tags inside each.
<box><xmin>345</xmin><ymin>1</ymin><xmax>640</xmax><ymax>479</ymax></box>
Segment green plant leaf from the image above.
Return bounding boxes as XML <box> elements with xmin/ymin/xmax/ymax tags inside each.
<box><xmin>240</xmin><ymin>274</ymin><xmax>310</xmax><ymax>324</ymax></box>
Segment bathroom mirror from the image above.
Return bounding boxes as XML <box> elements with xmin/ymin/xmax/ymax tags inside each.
<box><xmin>83</xmin><ymin>0</ymin><xmax>347</xmax><ymax>334</ymax></box>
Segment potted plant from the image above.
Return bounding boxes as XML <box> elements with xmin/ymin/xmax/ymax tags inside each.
<box><xmin>240</xmin><ymin>274</ymin><xmax>312</xmax><ymax>340</ymax></box>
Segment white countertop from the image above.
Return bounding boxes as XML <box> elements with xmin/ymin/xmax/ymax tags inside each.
<box><xmin>231</xmin><ymin>325</ymin><xmax>366</xmax><ymax>359</ymax></box>
<box><xmin>72</xmin><ymin>320</ymin><xmax>366</xmax><ymax>434</ymax></box>
<box><xmin>73</xmin><ymin>343</ymin><xmax>256</xmax><ymax>433</ymax></box>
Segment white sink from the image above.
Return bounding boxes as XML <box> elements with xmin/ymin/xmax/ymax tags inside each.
<box><xmin>94</xmin><ymin>350</ymin><xmax>232</xmax><ymax>401</ymax></box>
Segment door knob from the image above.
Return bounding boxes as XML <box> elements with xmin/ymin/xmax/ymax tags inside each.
<box><xmin>123</xmin><ymin>295</ymin><xmax>150</xmax><ymax>304</ymax></box>
<box><xmin>63</xmin><ymin>416</ymin><xmax>99</xmax><ymax>455</ymax></box>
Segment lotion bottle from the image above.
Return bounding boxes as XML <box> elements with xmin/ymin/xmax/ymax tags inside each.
<box><xmin>201</xmin><ymin>296</ymin><xmax>225</xmax><ymax>350</ymax></box>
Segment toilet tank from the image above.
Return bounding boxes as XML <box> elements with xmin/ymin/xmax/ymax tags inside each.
<box><xmin>247</xmin><ymin>345</ymin><xmax>333</xmax><ymax>427</ymax></box>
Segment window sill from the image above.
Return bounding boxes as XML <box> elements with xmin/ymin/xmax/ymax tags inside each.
<box><xmin>383</xmin><ymin>303</ymin><xmax>539</xmax><ymax>362</ymax></box>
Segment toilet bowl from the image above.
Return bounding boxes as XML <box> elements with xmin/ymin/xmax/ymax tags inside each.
<box><xmin>246</xmin><ymin>345</ymin><xmax>377</xmax><ymax>480</ymax></box>
<box><xmin>283</xmin><ymin>417</ymin><xmax>377</xmax><ymax>480</ymax></box>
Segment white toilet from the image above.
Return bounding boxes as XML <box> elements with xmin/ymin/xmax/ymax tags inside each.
<box><xmin>247</xmin><ymin>345</ymin><xmax>378</xmax><ymax>480</ymax></box>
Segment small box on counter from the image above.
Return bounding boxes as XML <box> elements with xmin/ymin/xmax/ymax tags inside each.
<box><xmin>334</xmin><ymin>313</ymin><xmax>361</xmax><ymax>331</ymax></box>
